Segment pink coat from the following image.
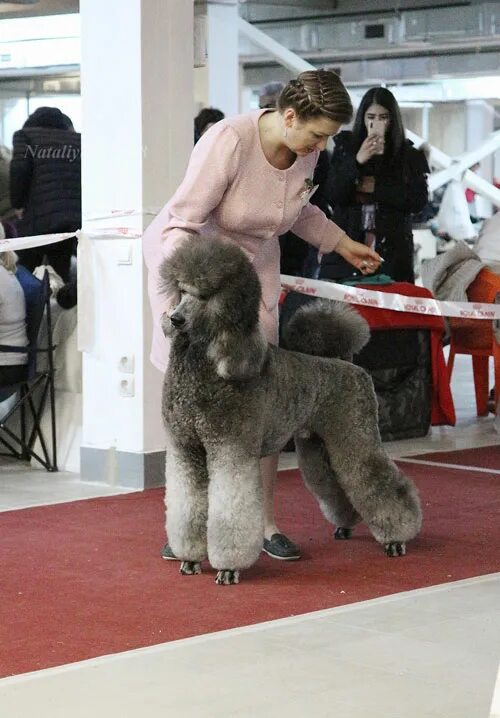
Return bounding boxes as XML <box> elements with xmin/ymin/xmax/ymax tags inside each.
<box><xmin>143</xmin><ymin>110</ymin><xmax>347</xmax><ymax>372</ymax></box>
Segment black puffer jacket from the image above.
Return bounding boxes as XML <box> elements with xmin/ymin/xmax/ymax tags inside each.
<box><xmin>319</xmin><ymin>131</ymin><xmax>429</xmax><ymax>283</ymax></box>
<box><xmin>10</xmin><ymin>127</ymin><xmax>81</xmax><ymax>236</ymax></box>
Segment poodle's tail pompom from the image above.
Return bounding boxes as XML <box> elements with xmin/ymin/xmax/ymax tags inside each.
<box><xmin>282</xmin><ymin>299</ymin><xmax>370</xmax><ymax>360</ymax></box>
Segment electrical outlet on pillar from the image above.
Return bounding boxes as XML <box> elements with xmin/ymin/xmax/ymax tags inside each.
<box><xmin>118</xmin><ymin>377</ymin><xmax>135</xmax><ymax>397</ymax></box>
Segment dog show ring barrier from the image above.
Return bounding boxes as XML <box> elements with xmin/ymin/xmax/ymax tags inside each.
<box><xmin>2</xmin><ymin>221</ymin><xmax>500</xmax><ymax>323</ymax></box>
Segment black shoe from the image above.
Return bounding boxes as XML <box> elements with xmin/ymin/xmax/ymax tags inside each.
<box><xmin>334</xmin><ymin>527</ymin><xmax>352</xmax><ymax>540</ymax></box>
<box><xmin>263</xmin><ymin>533</ymin><xmax>301</xmax><ymax>561</ymax></box>
<box><xmin>161</xmin><ymin>543</ymin><xmax>179</xmax><ymax>560</ymax></box>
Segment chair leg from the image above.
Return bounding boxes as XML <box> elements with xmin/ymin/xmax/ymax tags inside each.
<box><xmin>19</xmin><ymin>385</ymin><xmax>29</xmax><ymax>461</ymax></box>
<box><xmin>493</xmin><ymin>344</ymin><xmax>500</xmax><ymax>415</ymax></box>
<box><xmin>447</xmin><ymin>346</ymin><xmax>456</xmax><ymax>381</ymax></box>
<box><xmin>472</xmin><ymin>355</ymin><xmax>490</xmax><ymax>416</ymax></box>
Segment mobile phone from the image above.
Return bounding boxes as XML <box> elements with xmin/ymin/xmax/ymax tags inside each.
<box><xmin>368</xmin><ymin>119</ymin><xmax>385</xmax><ymax>137</ymax></box>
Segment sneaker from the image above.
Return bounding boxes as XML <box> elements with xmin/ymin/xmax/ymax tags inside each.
<box><xmin>161</xmin><ymin>543</ymin><xmax>179</xmax><ymax>560</ymax></box>
<box><xmin>262</xmin><ymin>533</ymin><xmax>301</xmax><ymax>561</ymax></box>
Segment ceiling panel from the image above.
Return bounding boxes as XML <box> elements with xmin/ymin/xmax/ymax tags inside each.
<box><xmin>240</xmin><ymin>0</ymin><xmax>336</xmax><ymax>7</ymax></box>
<box><xmin>0</xmin><ymin>0</ymin><xmax>78</xmax><ymax>18</ymax></box>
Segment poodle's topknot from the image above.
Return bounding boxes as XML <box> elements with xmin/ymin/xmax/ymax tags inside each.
<box><xmin>282</xmin><ymin>299</ymin><xmax>370</xmax><ymax>361</ymax></box>
<box><xmin>158</xmin><ymin>236</ymin><xmax>261</xmax><ymax>307</ymax></box>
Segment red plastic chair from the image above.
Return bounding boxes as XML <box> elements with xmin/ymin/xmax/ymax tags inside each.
<box><xmin>447</xmin><ymin>267</ymin><xmax>500</xmax><ymax>416</ymax></box>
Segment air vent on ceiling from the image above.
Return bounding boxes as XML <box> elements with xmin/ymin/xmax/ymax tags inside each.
<box><xmin>364</xmin><ymin>24</ymin><xmax>385</xmax><ymax>40</ymax></box>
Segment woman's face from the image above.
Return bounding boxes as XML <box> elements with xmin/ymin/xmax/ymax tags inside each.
<box><xmin>283</xmin><ymin>110</ymin><xmax>341</xmax><ymax>155</ymax></box>
<box><xmin>364</xmin><ymin>103</ymin><xmax>391</xmax><ymax>135</ymax></box>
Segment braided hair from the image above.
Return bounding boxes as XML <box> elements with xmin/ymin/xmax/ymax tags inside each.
<box><xmin>277</xmin><ymin>69</ymin><xmax>353</xmax><ymax>125</ymax></box>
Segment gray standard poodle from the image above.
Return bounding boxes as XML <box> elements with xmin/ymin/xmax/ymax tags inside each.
<box><xmin>159</xmin><ymin>237</ymin><xmax>422</xmax><ymax>585</ymax></box>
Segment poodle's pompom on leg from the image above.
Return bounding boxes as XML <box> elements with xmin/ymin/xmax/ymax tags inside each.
<box><xmin>326</xmin><ymin>441</ymin><xmax>422</xmax><ymax>555</ymax></box>
<box><xmin>165</xmin><ymin>435</ymin><xmax>208</xmax><ymax>566</ymax></box>
<box><xmin>320</xmin><ymin>370</ymin><xmax>422</xmax><ymax>555</ymax></box>
<box><xmin>295</xmin><ymin>434</ymin><xmax>362</xmax><ymax>535</ymax></box>
<box><xmin>206</xmin><ymin>446</ymin><xmax>263</xmax><ymax>581</ymax></box>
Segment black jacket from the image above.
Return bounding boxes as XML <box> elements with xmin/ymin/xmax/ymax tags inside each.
<box><xmin>319</xmin><ymin>131</ymin><xmax>429</xmax><ymax>283</ymax></box>
<box><xmin>10</xmin><ymin>127</ymin><xmax>81</xmax><ymax>236</ymax></box>
<box><xmin>279</xmin><ymin>149</ymin><xmax>331</xmax><ymax>276</ymax></box>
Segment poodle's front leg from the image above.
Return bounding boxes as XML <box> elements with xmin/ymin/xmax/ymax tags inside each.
<box><xmin>206</xmin><ymin>446</ymin><xmax>263</xmax><ymax>582</ymax></box>
<box><xmin>165</xmin><ymin>433</ymin><xmax>208</xmax><ymax>566</ymax></box>
<box><xmin>295</xmin><ymin>435</ymin><xmax>361</xmax><ymax>535</ymax></box>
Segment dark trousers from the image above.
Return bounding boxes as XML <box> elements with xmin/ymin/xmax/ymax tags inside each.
<box><xmin>17</xmin><ymin>237</ymin><xmax>76</xmax><ymax>282</ymax></box>
<box><xmin>0</xmin><ymin>364</ymin><xmax>28</xmax><ymax>386</ymax></box>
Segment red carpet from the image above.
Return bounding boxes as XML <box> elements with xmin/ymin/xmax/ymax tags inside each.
<box><xmin>403</xmin><ymin>444</ymin><xmax>500</xmax><ymax>470</ymax></box>
<box><xmin>1</xmin><ymin>464</ymin><xmax>499</xmax><ymax>678</ymax></box>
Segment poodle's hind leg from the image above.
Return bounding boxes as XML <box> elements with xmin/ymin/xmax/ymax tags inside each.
<box><xmin>165</xmin><ymin>433</ymin><xmax>208</xmax><ymax>569</ymax></box>
<box><xmin>295</xmin><ymin>434</ymin><xmax>362</xmax><ymax>538</ymax></box>
<box><xmin>206</xmin><ymin>445</ymin><xmax>263</xmax><ymax>583</ymax></box>
<box><xmin>323</xmin><ymin>439</ymin><xmax>422</xmax><ymax>556</ymax></box>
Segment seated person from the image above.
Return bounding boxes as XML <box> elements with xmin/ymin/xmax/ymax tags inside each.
<box><xmin>474</xmin><ymin>210</ymin><xmax>500</xmax><ymax>272</ymax></box>
<box><xmin>56</xmin><ymin>278</ymin><xmax>77</xmax><ymax>309</ymax></box>
<box><xmin>0</xmin><ymin>251</ymin><xmax>28</xmax><ymax>385</ymax></box>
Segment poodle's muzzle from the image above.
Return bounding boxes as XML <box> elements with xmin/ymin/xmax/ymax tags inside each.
<box><xmin>169</xmin><ymin>307</ymin><xmax>186</xmax><ymax>328</ymax></box>
<box><xmin>162</xmin><ymin>292</ymin><xmax>199</xmax><ymax>337</ymax></box>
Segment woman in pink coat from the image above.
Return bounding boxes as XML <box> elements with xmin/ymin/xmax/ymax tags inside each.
<box><xmin>143</xmin><ymin>69</ymin><xmax>382</xmax><ymax>561</ymax></box>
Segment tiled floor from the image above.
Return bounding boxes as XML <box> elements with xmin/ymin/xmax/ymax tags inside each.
<box><xmin>1</xmin><ymin>353</ymin><xmax>499</xmax><ymax>717</ymax></box>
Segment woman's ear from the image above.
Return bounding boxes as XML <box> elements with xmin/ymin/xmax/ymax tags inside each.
<box><xmin>207</xmin><ymin>326</ymin><xmax>267</xmax><ymax>381</ymax></box>
<box><xmin>282</xmin><ymin>107</ymin><xmax>296</xmax><ymax>130</ymax></box>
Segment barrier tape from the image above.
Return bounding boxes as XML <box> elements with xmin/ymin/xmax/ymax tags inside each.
<box><xmin>0</xmin><ymin>227</ymin><xmax>143</xmax><ymax>253</ymax></box>
<box><xmin>1</xmin><ymin>220</ymin><xmax>498</xmax><ymax>321</ymax></box>
<box><xmin>280</xmin><ymin>274</ymin><xmax>500</xmax><ymax>321</ymax></box>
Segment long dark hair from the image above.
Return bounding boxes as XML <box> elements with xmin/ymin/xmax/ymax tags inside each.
<box><xmin>352</xmin><ymin>87</ymin><xmax>405</xmax><ymax>161</ymax></box>
<box><xmin>194</xmin><ymin>107</ymin><xmax>225</xmax><ymax>144</ymax></box>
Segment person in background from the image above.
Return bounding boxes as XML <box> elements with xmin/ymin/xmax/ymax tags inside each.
<box><xmin>194</xmin><ymin>107</ymin><xmax>225</xmax><ymax>144</ymax></box>
<box><xmin>144</xmin><ymin>69</ymin><xmax>382</xmax><ymax>562</ymax></box>
<box><xmin>258</xmin><ymin>81</ymin><xmax>285</xmax><ymax>110</ymax></box>
<box><xmin>0</xmin><ymin>145</ymin><xmax>14</xmax><ymax>220</ymax></box>
<box><xmin>9</xmin><ymin>106</ymin><xmax>81</xmax><ymax>281</ymax></box>
<box><xmin>465</xmin><ymin>162</ymin><xmax>481</xmax><ymax>222</ymax></box>
<box><xmin>319</xmin><ymin>86</ymin><xmax>429</xmax><ymax>284</ymax></box>
<box><xmin>0</xmin><ymin>250</ymin><xmax>28</xmax><ymax>386</ymax></box>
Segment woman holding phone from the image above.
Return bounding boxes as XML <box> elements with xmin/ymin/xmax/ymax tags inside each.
<box><xmin>319</xmin><ymin>86</ymin><xmax>429</xmax><ymax>283</ymax></box>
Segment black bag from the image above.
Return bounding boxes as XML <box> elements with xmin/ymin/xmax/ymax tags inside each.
<box><xmin>279</xmin><ymin>292</ymin><xmax>432</xmax><ymax>443</ymax></box>
<box><xmin>354</xmin><ymin>329</ymin><xmax>431</xmax><ymax>441</ymax></box>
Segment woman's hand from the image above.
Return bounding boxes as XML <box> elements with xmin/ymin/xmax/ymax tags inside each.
<box><xmin>356</xmin><ymin>135</ymin><xmax>383</xmax><ymax>165</ymax></box>
<box><xmin>335</xmin><ymin>235</ymin><xmax>382</xmax><ymax>275</ymax></box>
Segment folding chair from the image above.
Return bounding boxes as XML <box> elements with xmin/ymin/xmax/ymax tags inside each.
<box><xmin>447</xmin><ymin>267</ymin><xmax>500</xmax><ymax>416</ymax></box>
<box><xmin>0</xmin><ymin>268</ymin><xmax>58</xmax><ymax>470</ymax></box>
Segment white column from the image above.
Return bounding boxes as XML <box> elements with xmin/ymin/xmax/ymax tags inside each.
<box><xmin>421</xmin><ymin>104</ymin><xmax>430</xmax><ymax>143</ymax></box>
<box><xmin>79</xmin><ymin>0</ymin><xmax>194</xmax><ymax>488</ymax></box>
<box><xmin>206</xmin><ymin>0</ymin><xmax>239</xmax><ymax>116</ymax></box>
<box><xmin>466</xmin><ymin>100</ymin><xmax>494</xmax><ymax>218</ymax></box>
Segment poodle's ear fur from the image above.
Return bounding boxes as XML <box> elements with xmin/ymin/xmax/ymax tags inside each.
<box><xmin>207</xmin><ymin>325</ymin><xmax>267</xmax><ymax>381</ymax></box>
<box><xmin>158</xmin><ymin>236</ymin><xmax>268</xmax><ymax>380</ymax></box>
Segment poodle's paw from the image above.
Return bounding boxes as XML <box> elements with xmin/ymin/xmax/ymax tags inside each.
<box><xmin>215</xmin><ymin>569</ymin><xmax>240</xmax><ymax>585</ymax></box>
<box><xmin>179</xmin><ymin>560</ymin><xmax>202</xmax><ymax>575</ymax></box>
<box><xmin>334</xmin><ymin>527</ymin><xmax>353</xmax><ymax>540</ymax></box>
<box><xmin>384</xmin><ymin>542</ymin><xmax>406</xmax><ymax>557</ymax></box>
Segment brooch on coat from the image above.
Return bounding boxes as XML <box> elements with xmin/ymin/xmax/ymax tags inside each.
<box><xmin>299</xmin><ymin>177</ymin><xmax>319</xmax><ymax>205</ymax></box>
